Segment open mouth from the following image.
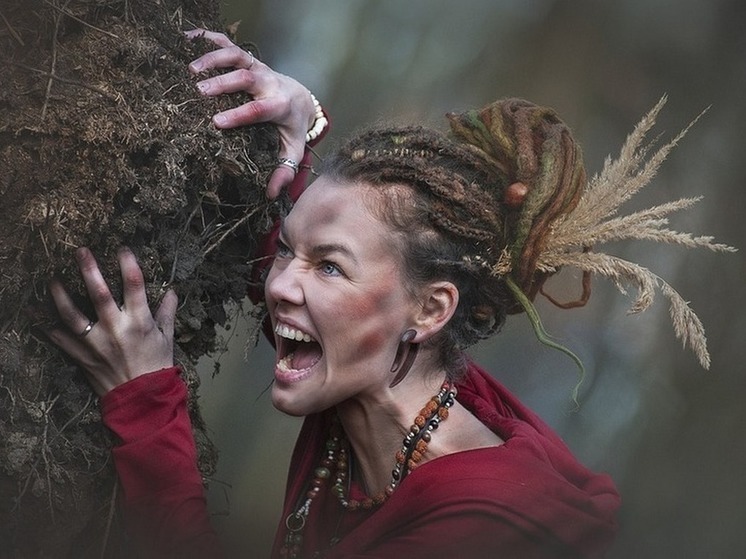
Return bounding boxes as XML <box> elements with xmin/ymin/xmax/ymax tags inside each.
<box><xmin>274</xmin><ymin>322</ymin><xmax>323</xmax><ymax>374</ymax></box>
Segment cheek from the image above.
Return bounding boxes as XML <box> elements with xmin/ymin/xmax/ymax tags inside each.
<box><xmin>355</xmin><ymin>329</ymin><xmax>389</xmax><ymax>358</ymax></box>
<box><xmin>343</xmin><ymin>283</ymin><xmax>406</xmax><ymax>356</ymax></box>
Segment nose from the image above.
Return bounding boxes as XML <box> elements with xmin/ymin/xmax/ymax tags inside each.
<box><xmin>265</xmin><ymin>259</ymin><xmax>305</xmax><ymax>307</ymax></box>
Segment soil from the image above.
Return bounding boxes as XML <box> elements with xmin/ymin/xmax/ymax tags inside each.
<box><xmin>0</xmin><ymin>1</ymin><xmax>282</xmax><ymax>556</ymax></box>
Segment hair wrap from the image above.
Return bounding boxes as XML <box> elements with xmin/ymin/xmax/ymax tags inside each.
<box><xmin>447</xmin><ymin>99</ymin><xmax>587</xmax><ymax>308</ymax></box>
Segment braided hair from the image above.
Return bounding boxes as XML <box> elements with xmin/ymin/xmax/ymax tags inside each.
<box><xmin>319</xmin><ymin>98</ymin><xmax>587</xmax><ymax>377</ymax></box>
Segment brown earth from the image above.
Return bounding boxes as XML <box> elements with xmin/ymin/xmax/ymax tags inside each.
<box><xmin>0</xmin><ymin>0</ymin><xmax>283</xmax><ymax>556</ymax></box>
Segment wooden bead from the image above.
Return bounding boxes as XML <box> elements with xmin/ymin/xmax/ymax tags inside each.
<box><xmin>504</xmin><ymin>181</ymin><xmax>528</xmax><ymax>209</ymax></box>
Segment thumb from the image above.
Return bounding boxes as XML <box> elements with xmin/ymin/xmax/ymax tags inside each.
<box><xmin>267</xmin><ymin>166</ymin><xmax>297</xmax><ymax>200</ymax></box>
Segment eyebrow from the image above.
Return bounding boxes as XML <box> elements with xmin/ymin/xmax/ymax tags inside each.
<box><xmin>279</xmin><ymin>221</ymin><xmax>359</xmax><ymax>265</ymax></box>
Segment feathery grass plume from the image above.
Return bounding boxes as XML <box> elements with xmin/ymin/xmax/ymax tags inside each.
<box><xmin>536</xmin><ymin>97</ymin><xmax>737</xmax><ymax>369</ymax></box>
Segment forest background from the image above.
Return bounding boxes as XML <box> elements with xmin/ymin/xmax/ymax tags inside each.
<box><xmin>197</xmin><ymin>1</ymin><xmax>746</xmax><ymax>558</ymax></box>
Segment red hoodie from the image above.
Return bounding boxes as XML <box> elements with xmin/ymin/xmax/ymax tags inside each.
<box><xmin>270</xmin><ymin>360</ymin><xmax>619</xmax><ymax>558</ymax></box>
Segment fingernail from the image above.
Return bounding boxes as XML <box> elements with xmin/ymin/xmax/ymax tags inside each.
<box><xmin>189</xmin><ymin>61</ymin><xmax>203</xmax><ymax>73</ymax></box>
<box><xmin>196</xmin><ymin>81</ymin><xmax>210</xmax><ymax>94</ymax></box>
<box><xmin>213</xmin><ymin>114</ymin><xmax>227</xmax><ymax>127</ymax></box>
<box><xmin>75</xmin><ymin>247</ymin><xmax>88</xmax><ymax>260</ymax></box>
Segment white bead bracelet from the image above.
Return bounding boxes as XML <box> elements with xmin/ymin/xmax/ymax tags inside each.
<box><xmin>306</xmin><ymin>93</ymin><xmax>329</xmax><ymax>143</ymax></box>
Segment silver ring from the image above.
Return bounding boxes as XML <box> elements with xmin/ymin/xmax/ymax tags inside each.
<box><xmin>80</xmin><ymin>320</ymin><xmax>95</xmax><ymax>337</ymax></box>
<box><xmin>247</xmin><ymin>50</ymin><xmax>255</xmax><ymax>70</ymax></box>
<box><xmin>277</xmin><ymin>157</ymin><xmax>299</xmax><ymax>174</ymax></box>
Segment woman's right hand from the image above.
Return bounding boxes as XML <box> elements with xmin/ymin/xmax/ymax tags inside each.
<box><xmin>47</xmin><ymin>247</ymin><xmax>177</xmax><ymax>397</ymax></box>
<box><xmin>185</xmin><ymin>28</ymin><xmax>318</xmax><ymax>199</ymax></box>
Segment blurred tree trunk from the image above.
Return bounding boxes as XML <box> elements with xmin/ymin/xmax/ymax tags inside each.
<box><xmin>0</xmin><ymin>0</ymin><xmax>277</xmax><ymax>556</ymax></box>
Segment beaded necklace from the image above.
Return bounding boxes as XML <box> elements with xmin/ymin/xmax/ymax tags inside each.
<box><xmin>280</xmin><ymin>381</ymin><xmax>457</xmax><ymax>558</ymax></box>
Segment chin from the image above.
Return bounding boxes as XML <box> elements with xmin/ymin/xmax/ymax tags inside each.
<box><xmin>271</xmin><ymin>385</ymin><xmax>316</xmax><ymax>418</ymax></box>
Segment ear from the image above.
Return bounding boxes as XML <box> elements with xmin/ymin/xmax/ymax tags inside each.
<box><xmin>412</xmin><ymin>281</ymin><xmax>459</xmax><ymax>342</ymax></box>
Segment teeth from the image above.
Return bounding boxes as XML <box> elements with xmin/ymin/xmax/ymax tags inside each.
<box><xmin>277</xmin><ymin>355</ymin><xmax>293</xmax><ymax>372</ymax></box>
<box><xmin>274</xmin><ymin>323</ymin><xmax>314</xmax><ymax>343</ymax></box>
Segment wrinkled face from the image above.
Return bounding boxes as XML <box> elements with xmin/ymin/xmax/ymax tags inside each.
<box><xmin>265</xmin><ymin>177</ymin><xmax>420</xmax><ymax>416</ymax></box>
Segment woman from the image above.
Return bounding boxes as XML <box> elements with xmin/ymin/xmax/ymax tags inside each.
<box><xmin>47</xmin><ymin>30</ymin><xmax>728</xmax><ymax>558</ymax></box>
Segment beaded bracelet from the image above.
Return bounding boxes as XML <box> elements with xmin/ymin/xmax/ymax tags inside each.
<box><xmin>306</xmin><ymin>93</ymin><xmax>328</xmax><ymax>143</ymax></box>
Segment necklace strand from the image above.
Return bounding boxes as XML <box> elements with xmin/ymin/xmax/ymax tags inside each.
<box><xmin>280</xmin><ymin>381</ymin><xmax>457</xmax><ymax>558</ymax></box>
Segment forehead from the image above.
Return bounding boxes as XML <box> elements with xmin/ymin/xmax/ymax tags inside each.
<box><xmin>284</xmin><ymin>177</ymin><xmax>393</xmax><ymax>251</ymax></box>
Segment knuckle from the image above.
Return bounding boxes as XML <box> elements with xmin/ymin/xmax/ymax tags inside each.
<box><xmin>89</xmin><ymin>285</ymin><xmax>111</xmax><ymax>305</ymax></box>
<box><xmin>235</xmin><ymin>68</ymin><xmax>253</xmax><ymax>85</ymax></box>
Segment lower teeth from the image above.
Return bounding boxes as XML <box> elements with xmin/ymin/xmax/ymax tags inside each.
<box><xmin>277</xmin><ymin>353</ymin><xmax>295</xmax><ymax>372</ymax></box>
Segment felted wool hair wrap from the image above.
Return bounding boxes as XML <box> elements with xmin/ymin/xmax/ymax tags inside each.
<box><xmin>447</xmin><ymin>98</ymin><xmax>587</xmax><ymax>309</ymax></box>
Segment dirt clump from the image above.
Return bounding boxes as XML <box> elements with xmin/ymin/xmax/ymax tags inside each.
<box><xmin>0</xmin><ymin>0</ymin><xmax>282</xmax><ymax>556</ymax></box>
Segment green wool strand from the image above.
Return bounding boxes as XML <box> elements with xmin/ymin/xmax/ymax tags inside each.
<box><xmin>505</xmin><ymin>276</ymin><xmax>585</xmax><ymax>408</ymax></box>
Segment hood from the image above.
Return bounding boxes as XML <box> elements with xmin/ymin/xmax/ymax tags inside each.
<box><xmin>456</xmin><ymin>359</ymin><xmax>620</xmax><ymax>556</ymax></box>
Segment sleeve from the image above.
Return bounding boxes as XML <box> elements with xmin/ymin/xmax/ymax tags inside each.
<box><xmin>101</xmin><ymin>367</ymin><xmax>222</xmax><ymax>559</ymax></box>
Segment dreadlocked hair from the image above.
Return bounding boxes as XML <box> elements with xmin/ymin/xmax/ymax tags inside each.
<box><xmin>447</xmin><ymin>98</ymin><xmax>587</xmax><ymax>304</ymax></box>
<box><xmin>319</xmin><ymin>99</ymin><xmax>588</xmax><ymax>378</ymax></box>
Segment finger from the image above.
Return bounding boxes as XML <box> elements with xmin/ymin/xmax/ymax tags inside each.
<box><xmin>46</xmin><ymin>328</ymin><xmax>109</xmax><ymax>396</ymax></box>
<box><xmin>212</xmin><ymin>101</ymin><xmax>264</xmax><ymax>129</ymax></box>
<box><xmin>49</xmin><ymin>278</ymin><xmax>93</xmax><ymax>335</ymax></box>
<box><xmin>196</xmin><ymin>68</ymin><xmax>256</xmax><ymax>97</ymax></box>
<box><xmin>183</xmin><ymin>28</ymin><xmax>206</xmax><ymax>40</ymax></box>
<box><xmin>189</xmin><ymin>44</ymin><xmax>254</xmax><ymax>74</ymax></box>
<box><xmin>270</xmin><ymin>125</ymin><xmax>309</xmax><ymax>196</ymax></box>
<box><xmin>184</xmin><ymin>28</ymin><xmax>235</xmax><ymax>49</ymax></box>
<box><xmin>155</xmin><ymin>289</ymin><xmax>178</xmax><ymax>340</ymax></box>
<box><xmin>118</xmin><ymin>247</ymin><xmax>149</xmax><ymax>316</ymax></box>
<box><xmin>212</xmin><ymin>95</ymin><xmax>290</xmax><ymax>129</ymax></box>
<box><xmin>76</xmin><ymin>247</ymin><xmax>120</xmax><ymax>322</ymax></box>
<box><xmin>45</xmin><ymin>326</ymin><xmax>92</xmax><ymax>363</ymax></box>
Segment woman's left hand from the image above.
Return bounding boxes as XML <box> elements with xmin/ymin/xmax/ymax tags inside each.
<box><xmin>185</xmin><ymin>28</ymin><xmax>316</xmax><ymax>199</ymax></box>
<box><xmin>46</xmin><ymin>247</ymin><xmax>177</xmax><ymax>396</ymax></box>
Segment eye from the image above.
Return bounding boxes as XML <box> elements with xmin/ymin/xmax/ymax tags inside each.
<box><xmin>275</xmin><ymin>238</ymin><xmax>293</xmax><ymax>259</ymax></box>
<box><xmin>319</xmin><ymin>260</ymin><xmax>344</xmax><ymax>277</ymax></box>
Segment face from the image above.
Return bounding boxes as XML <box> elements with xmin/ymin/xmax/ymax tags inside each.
<box><xmin>265</xmin><ymin>176</ymin><xmax>420</xmax><ymax>416</ymax></box>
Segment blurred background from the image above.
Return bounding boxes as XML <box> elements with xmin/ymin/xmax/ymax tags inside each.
<box><xmin>196</xmin><ymin>0</ymin><xmax>746</xmax><ymax>557</ymax></box>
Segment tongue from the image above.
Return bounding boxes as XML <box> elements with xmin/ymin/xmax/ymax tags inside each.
<box><xmin>291</xmin><ymin>342</ymin><xmax>322</xmax><ymax>370</ymax></box>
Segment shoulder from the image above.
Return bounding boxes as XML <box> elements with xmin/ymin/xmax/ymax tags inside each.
<box><xmin>343</xmin><ymin>448</ymin><xmax>579</xmax><ymax>559</ymax></box>
<box><xmin>378</xmin><ymin>446</ymin><xmax>617</xmax><ymax>558</ymax></box>
<box><xmin>396</xmin><ymin>445</ymin><xmax>554</xmax><ymax>510</ymax></box>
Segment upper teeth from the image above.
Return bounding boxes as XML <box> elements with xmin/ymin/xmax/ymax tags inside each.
<box><xmin>275</xmin><ymin>323</ymin><xmax>314</xmax><ymax>343</ymax></box>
